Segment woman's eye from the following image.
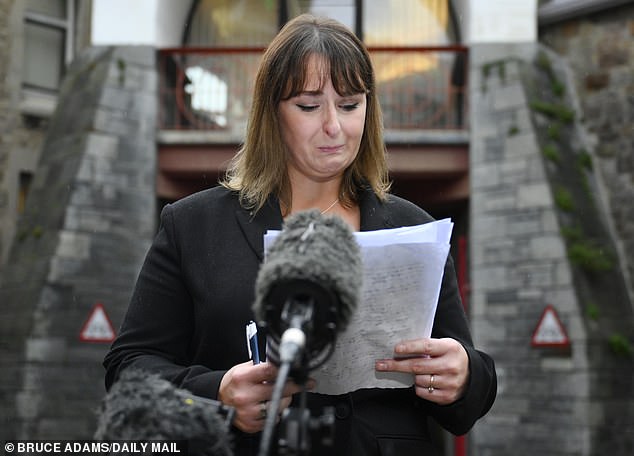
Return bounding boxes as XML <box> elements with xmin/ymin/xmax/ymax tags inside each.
<box><xmin>296</xmin><ymin>104</ymin><xmax>318</xmax><ymax>112</ymax></box>
<box><xmin>341</xmin><ymin>102</ymin><xmax>359</xmax><ymax>112</ymax></box>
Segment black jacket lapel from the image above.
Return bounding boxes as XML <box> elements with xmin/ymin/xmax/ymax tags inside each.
<box><xmin>235</xmin><ymin>197</ymin><xmax>284</xmax><ymax>261</ymax></box>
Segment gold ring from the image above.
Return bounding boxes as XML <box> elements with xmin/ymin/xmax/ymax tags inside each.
<box><xmin>428</xmin><ymin>374</ymin><xmax>435</xmax><ymax>393</ymax></box>
<box><xmin>259</xmin><ymin>401</ymin><xmax>267</xmax><ymax>420</ymax></box>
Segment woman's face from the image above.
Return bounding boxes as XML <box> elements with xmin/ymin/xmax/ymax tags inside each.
<box><xmin>278</xmin><ymin>55</ymin><xmax>366</xmax><ymax>185</ymax></box>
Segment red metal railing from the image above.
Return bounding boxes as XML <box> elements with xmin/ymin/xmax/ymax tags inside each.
<box><xmin>158</xmin><ymin>46</ymin><xmax>468</xmax><ymax>133</ymax></box>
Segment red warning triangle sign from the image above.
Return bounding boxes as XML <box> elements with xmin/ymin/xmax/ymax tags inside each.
<box><xmin>531</xmin><ymin>304</ymin><xmax>569</xmax><ymax>347</ymax></box>
<box><xmin>79</xmin><ymin>302</ymin><xmax>116</xmax><ymax>343</ymax></box>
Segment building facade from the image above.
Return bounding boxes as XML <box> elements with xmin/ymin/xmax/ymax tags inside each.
<box><xmin>1</xmin><ymin>0</ymin><xmax>632</xmax><ymax>454</ymax></box>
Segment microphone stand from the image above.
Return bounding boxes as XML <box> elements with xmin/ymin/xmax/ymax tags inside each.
<box><xmin>258</xmin><ymin>314</ymin><xmax>307</xmax><ymax>456</ymax></box>
<box><xmin>258</xmin><ymin>296</ymin><xmax>338</xmax><ymax>456</ymax></box>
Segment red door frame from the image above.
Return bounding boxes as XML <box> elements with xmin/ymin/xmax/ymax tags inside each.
<box><xmin>454</xmin><ymin>235</ymin><xmax>469</xmax><ymax>456</ymax></box>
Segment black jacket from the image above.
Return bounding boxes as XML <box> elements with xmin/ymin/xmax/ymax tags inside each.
<box><xmin>104</xmin><ymin>185</ymin><xmax>496</xmax><ymax>455</ymax></box>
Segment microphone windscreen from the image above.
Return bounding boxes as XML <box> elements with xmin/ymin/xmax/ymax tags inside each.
<box><xmin>95</xmin><ymin>369</ymin><xmax>233</xmax><ymax>456</ymax></box>
<box><xmin>253</xmin><ymin>210</ymin><xmax>362</xmax><ymax>363</ymax></box>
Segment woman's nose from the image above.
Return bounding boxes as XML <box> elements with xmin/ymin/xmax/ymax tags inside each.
<box><xmin>323</xmin><ymin>105</ymin><xmax>341</xmax><ymax>137</ymax></box>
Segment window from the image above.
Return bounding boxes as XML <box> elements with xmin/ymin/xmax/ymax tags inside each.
<box><xmin>170</xmin><ymin>0</ymin><xmax>465</xmax><ymax>130</ymax></box>
<box><xmin>22</xmin><ymin>0</ymin><xmax>75</xmax><ymax>93</ymax></box>
<box><xmin>186</xmin><ymin>0</ymin><xmax>458</xmax><ymax>47</ymax></box>
<box><xmin>186</xmin><ymin>0</ymin><xmax>279</xmax><ymax>47</ymax></box>
<box><xmin>287</xmin><ymin>0</ymin><xmax>356</xmax><ymax>31</ymax></box>
<box><xmin>363</xmin><ymin>0</ymin><xmax>455</xmax><ymax>45</ymax></box>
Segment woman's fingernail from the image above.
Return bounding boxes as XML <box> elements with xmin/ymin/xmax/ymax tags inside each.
<box><xmin>375</xmin><ymin>361</ymin><xmax>387</xmax><ymax>371</ymax></box>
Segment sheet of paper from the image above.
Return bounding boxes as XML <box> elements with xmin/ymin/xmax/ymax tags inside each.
<box><xmin>263</xmin><ymin>218</ymin><xmax>453</xmax><ymax>395</ymax></box>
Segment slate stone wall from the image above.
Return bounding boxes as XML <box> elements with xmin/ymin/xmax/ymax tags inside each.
<box><xmin>0</xmin><ymin>46</ymin><xmax>157</xmax><ymax>440</ymax></box>
<box><xmin>468</xmin><ymin>41</ymin><xmax>633</xmax><ymax>456</ymax></box>
<box><xmin>0</xmin><ymin>0</ymin><xmax>18</xmax><ymax>265</ymax></box>
<box><xmin>540</xmin><ymin>3</ymin><xmax>634</xmax><ymax>306</ymax></box>
<box><xmin>0</xmin><ymin>0</ymin><xmax>56</xmax><ymax>268</ymax></box>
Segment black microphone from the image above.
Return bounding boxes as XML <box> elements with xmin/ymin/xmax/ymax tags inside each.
<box><xmin>94</xmin><ymin>369</ymin><xmax>234</xmax><ymax>456</ymax></box>
<box><xmin>253</xmin><ymin>209</ymin><xmax>362</xmax><ymax>373</ymax></box>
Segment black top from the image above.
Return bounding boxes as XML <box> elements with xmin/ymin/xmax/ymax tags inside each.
<box><xmin>104</xmin><ymin>185</ymin><xmax>496</xmax><ymax>455</ymax></box>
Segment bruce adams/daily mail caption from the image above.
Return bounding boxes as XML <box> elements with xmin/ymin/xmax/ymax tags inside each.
<box><xmin>5</xmin><ymin>441</ymin><xmax>185</xmax><ymax>454</ymax></box>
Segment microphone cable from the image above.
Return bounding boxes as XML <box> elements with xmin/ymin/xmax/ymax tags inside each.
<box><xmin>258</xmin><ymin>359</ymin><xmax>292</xmax><ymax>456</ymax></box>
<box><xmin>258</xmin><ymin>265</ymin><xmax>311</xmax><ymax>456</ymax></box>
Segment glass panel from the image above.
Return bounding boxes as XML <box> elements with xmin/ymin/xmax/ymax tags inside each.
<box><xmin>160</xmin><ymin>51</ymin><xmax>261</xmax><ymax>131</ymax></box>
<box><xmin>23</xmin><ymin>23</ymin><xmax>64</xmax><ymax>91</ymax></box>
<box><xmin>26</xmin><ymin>0</ymin><xmax>66</xmax><ymax>19</ymax></box>
<box><xmin>186</xmin><ymin>0</ymin><xmax>279</xmax><ymax>46</ymax></box>
<box><xmin>360</xmin><ymin>1</ymin><xmax>464</xmax><ymax>129</ymax></box>
<box><xmin>287</xmin><ymin>0</ymin><xmax>355</xmax><ymax>31</ymax></box>
<box><xmin>182</xmin><ymin>1</ymin><xmax>278</xmax><ymax>131</ymax></box>
<box><xmin>184</xmin><ymin>66</ymin><xmax>229</xmax><ymax>127</ymax></box>
<box><xmin>372</xmin><ymin>49</ymin><xmax>465</xmax><ymax>129</ymax></box>
<box><xmin>363</xmin><ymin>0</ymin><xmax>450</xmax><ymax>45</ymax></box>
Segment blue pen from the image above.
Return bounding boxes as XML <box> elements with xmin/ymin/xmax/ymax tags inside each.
<box><xmin>246</xmin><ymin>320</ymin><xmax>260</xmax><ymax>364</ymax></box>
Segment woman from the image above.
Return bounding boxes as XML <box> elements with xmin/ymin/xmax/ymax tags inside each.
<box><xmin>104</xmin><ymin>14</ymin><xmax>496</xmax><ymax>455</ymax></box>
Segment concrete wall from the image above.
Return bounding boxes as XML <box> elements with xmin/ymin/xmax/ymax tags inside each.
<box><xmin>539</xmin><ymin>2</ymin><xmax>634</xmax><ymax>311</ymax></box>
<box><xmin>464</xmin><ymin>0</ymin><xmax>538</xmax><ymax>44</ymax></box>
<box><xmin>0</xmin><ymin>0</ymin><xmax>17</xmax><ymax>265</ymax></box>
<box><xmin>0</xmin><ymin>0</ymin><xmax>46</xmax><ymax>268</ymax></box>
<box><xmin>0</xmin><ymin>46</ymin><xmax>157</xmax><ymax>440</ymax></box>
<box><xmin>469</xmin><ymin>41</ymin><xmax>633</xmax><ymax>456</ymax></box>
<box><xmin>0</xmin><ymin>0</ymin><xmax>94</xmax><ymax>269</ymax></box>
<box><xmin>2</xmin><ymin>1</ymin><xmax>633</xmax><ymax>451</ymax></box>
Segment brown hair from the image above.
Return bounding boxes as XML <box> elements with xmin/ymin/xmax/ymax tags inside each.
<box><xmin>221</xmin><ymin>14</ymin><xmax>390</xmax><ymax>212</ymax></box>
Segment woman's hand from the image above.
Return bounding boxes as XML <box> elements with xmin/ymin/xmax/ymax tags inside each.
<box><xmin>375</xmin><ymin>338</ymin><xmax>469</xmax><ymax>405</ymax></box>
<box><xmin>218</xmin><ymin>361</ymin><xmax>309</xmax><ymax>433</ymax></box>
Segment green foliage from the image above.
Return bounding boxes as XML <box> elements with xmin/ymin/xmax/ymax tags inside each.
<box><xmin>482</xmin><ymin>60</ymin><xmax>507</xmax><ymax>82</ymax></box>
<box><xmin>32</xmin><ymin>225</ymin><xmax>43</xmax><ymax>239</ymax></box>
<box><xmin>580</xmin><ymin>172</ymin><xmax>592</xmax><ymax>198</ymax></box>
<box><xmin>535</xmin><ymin>51</ymin><xmax>565</xmax><ymax>97</ymax></box>
<box><xmin>554</xmin><ymin>187</ymin><xmax>574</xmax><ymax>212</ymax></box>
<box><xmin>508</xmin><ymin>125</ymin><xmax>519</xmax><ymax>136</ymax></box>
<box><xmin>547</xmin><ymin>123</ymin><xmax>561</xmax><ymax>141</ymax></box>
<box><xmin>608</xmin><ymin>333</ymin><xmax>633</xmax><ymax>357</ymax></box>
<box><xmin>567</xmin><ymin>241</ymin><xmax>614</xmax><ymax>272</ymax></box>
<box><xmin>577</xmin><ymin>149</ymin><xmax>593</xmax><ymax>171</ymax></box>
<box><xmin>561</xmin><ymin>224</ymin><xmax>583</xmax><ymax>242</ymax></box>
<box><xmin>16</xmin><ymin>225</ymin><xmax>44</xmax><ymax>241</ymax></box>
<box><xmin>482</xmin><ymin>62</ymin><xmax>492</xmax><ymax>79</ymax></box>
<box><xmin>17</xmin><ymin>229</ymin><xmax>30</xmax><ymax>242</ymax></box>
<box><xmin>535</xmin><ymin>50</ymin><xmax>553</xmax><ymax>74</ymax></box>
<box><xmin>551</xmin><ymin>79</ymin><xmax>565</xmax><ymax>98</ymax></box>
<box><xmin>542</xmin><ymin>144</ymin><xmax>560</xmax><ymax>163</ymax></box>
<box><xmin>530</xmin><ymin>100</ymin><xmax>575</xmax><ymax>123</ymax></box>
<box><xmin>585</xmin><ymin>302</ymin><xmax>600</xmax><ymax>321</ymax></box>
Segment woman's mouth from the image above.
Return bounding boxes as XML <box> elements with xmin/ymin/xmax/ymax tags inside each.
<box><xmin>318</xmin><ymin>144</ymin><xmax>344</xmax><ymax>153</ymax></box>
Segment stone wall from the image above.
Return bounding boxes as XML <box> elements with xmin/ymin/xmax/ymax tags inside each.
<box><xmin>0</xmin><ymin>46</ymin><xmax>157</xmax><ymax>440</ymax></box>
<box><xmin>468</xmin><ymin>41</ymin><xmax>633</xmax><ymax>456</ymax></box>
<box><xmin>0</xmin><ymin>0</ymin><xmax>56</xmax><ymax>269</ymax></box>
<box><xmin>540</xmin><ymin>4</ymin><xmax>634</xmax><ymax>306</ymax></box>
<box><xmin>469</xmin><ymin>42</ymin><xmax>586</xmax><ymax>455</ymax></box>
<box><xmin>0</xmin><ymin>0</ymin><xmax>18</xmax><ymax>266</ymax></box>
